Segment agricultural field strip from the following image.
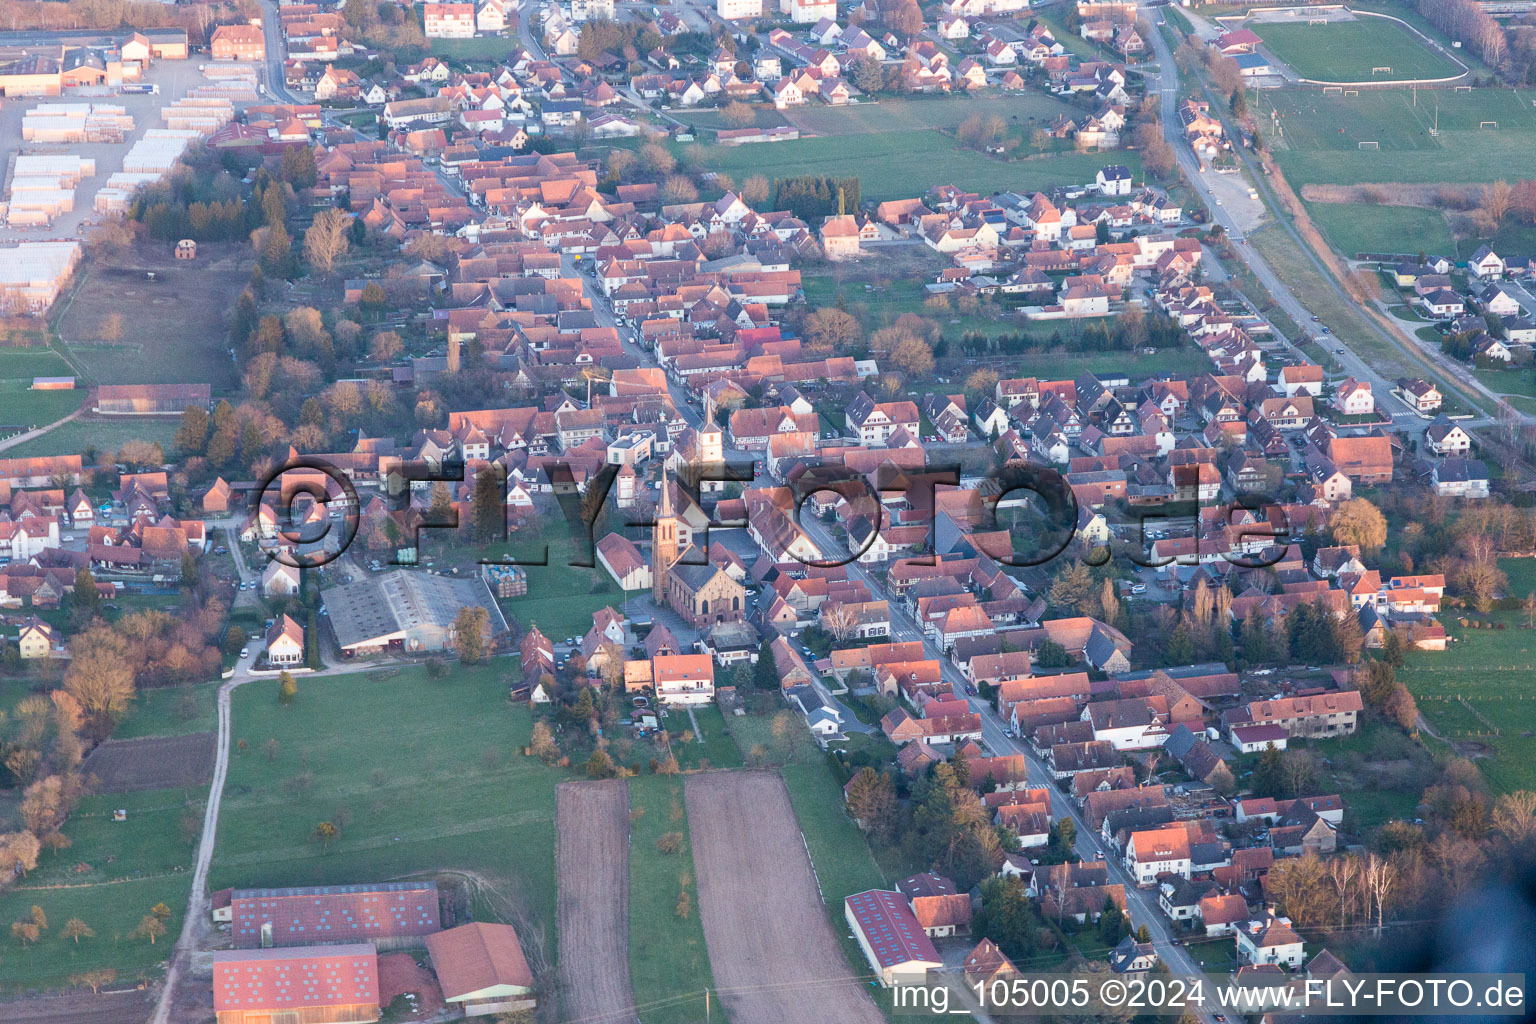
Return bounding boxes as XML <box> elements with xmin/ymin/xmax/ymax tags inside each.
<box><xmin>685</xmin><ymin>771</ymin><xmax>884</xmax><ymax>1024</ymax></box>
<box><xmin>556</xmin><ymin>780</ymin><xmax>640</xmax><ymax>1024</ymax></box>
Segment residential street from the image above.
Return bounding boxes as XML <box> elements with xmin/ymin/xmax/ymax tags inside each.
<box><xmin>795</xmin><ymin>513</ymin><xmax>1222</xmax><ymax>1019</ymax></box>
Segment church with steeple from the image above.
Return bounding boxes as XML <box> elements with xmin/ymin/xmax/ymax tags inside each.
<box><xmin>649</xmin><ymin>470</ymin><xmax>747</xmax><ymax>628</ymax></box>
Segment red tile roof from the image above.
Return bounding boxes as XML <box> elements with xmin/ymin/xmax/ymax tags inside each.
<box><xmin>230</xmin><ymin>882</ymin><xmax>440</xmax><ymax>948</ymax></box>
<box><xmin>424</xmin><ymin>922</ymin><xmax>533</xmax><ymax>999</ymax></box>
<box><xmin>213</xmin><ymin>944</ymin><xmax>379</xmax><ymax>1012</ymax></box>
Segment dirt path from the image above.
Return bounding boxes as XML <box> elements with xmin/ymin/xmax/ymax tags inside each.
<box><xmin>556</xmin><ymin>780</ymin><xmax>639</xmax><ymax>1024</ymax></box>
<box><xmin>685</xmin><ymin>771</ymin><xmax>884</xmax><ymax>1024</ymax></box>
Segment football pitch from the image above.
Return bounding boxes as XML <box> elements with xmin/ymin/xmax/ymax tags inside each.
<box><xmin>1252</xmin><ymin>19</ymin><xmax>1463</xmax><ymax>82</ymax></box>
<box><xmin>1261</xmin><ymin>88</ymin><xmax>1536</xmax><ymax>185</ymax></box>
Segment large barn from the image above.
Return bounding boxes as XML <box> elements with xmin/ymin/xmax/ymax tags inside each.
<box><xmin>322</xmin><ymin>569</ymin><xmax>508</xmax><ymax>656</ymax></box>
<box><xmin>95</xmin><ymin>382</ymin><xmax>211</xmax><ymax>414</ymax></box>
<box><xmin>211</xmin><ymin>882</ymin><xmax>441</xmax><ymax>948</ymax></box>
<box><xmin>213</xmin><ymin>944</ymin><xmax>380</xmax><ymax>1024</ymax></box>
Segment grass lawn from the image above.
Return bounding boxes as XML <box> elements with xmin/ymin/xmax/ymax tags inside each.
<box><xmin>1398</xmin><ymin>610</ymin><xmax>1536</xmax><ymax>793</ymax></box>
<box><xmin>0</xmin><ymin>378</ymin><xmax>84</xmax><ymax>429</ymax></box>
<box><xmin>0</xmin><ymin>348</ymin><xmax>73</xmax><ymax>381</ymax></box>
<box><xmin>780</xmin><ymin>761</ymin><xmax>896</xmax><ymax>1003</ymax></box>
<box><xmin>725</xmin><ymin>706</ymin><xmax>827</xmax><ymax>766</ymax></box>
<box><xmin>671</xmin><ymin>704</ymin><xmax>744</xmax><ymax>771</ymax></box>
<box><xmin>112</xmin><ymin>682</ymin><xmax>221</xmax><ymax>740</ymax></box>
<box><xmin>0</xmin><ymin>785</ymin><xmax>203</xmax><ymax>990</ymax></box>
<box><xmin>626</xmin><ymin>775</ymin><xmax>717</xmax><ymax>1024</ymax></box>
<box><xmin>696</xmin><ymin>130</ymin><xmax>1142</xmax><ymax>203</ymax></box>
<box><xmin>1245</xmin><ymin>224</ymin><xmax>1419</xmax><ymax>381</ymax></box>
<box><xmin>209</xmin><ymin>664</ymin><xmax>563</xmax><ymax>963</ymax></box>
<box><xmin>1306</xmin><ymin>202</ymin><xmax>1456</xmax><ymax>260</ymax></box>
<box><xmin>430</xmin><ymin>36</ymin><xmax>519</xmax><ymax>61</ymax></box>
<box><xmin>475</xmin><ymin>529</ymin><xmax>628</xmax><ymax>642</ymax></box>
<box><xmin>1472</xmin><ymin>365</ymin><xmax>1536</xmax><ymax>401</ymax></box>
<box><xmin>688</xmin><ymin>105</ymin><xmax>793</xmax><ymax>133</ymax></box>
<box><xmin>1</xmin><ymin>416</ymin><xmax>181</xmax><ymax>460</ymax></box>
<box><xmin>1252</xmin><ymin>20</ymin><xmax>1461</xmax><ymax>82</ymax></box>
<box><xmin>801</xmin><ymin>264</ymin><xmax>1211</xmax><ymax>379</ymax></box>
<box><xmin>0</xmin><ymin>871</ymin><xmax>191</xmax><ymax>991</ymax></box>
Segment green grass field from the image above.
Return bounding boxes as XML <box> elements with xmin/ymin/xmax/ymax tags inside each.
<box><xmin>1</xmin><ymin>416</ymin><xmax>180</xmax><ymax>460</ymax></box>
<box><xmin>785</xmin><ymin>94</ymin><xmax>1075</xmax><ymax>136</ymax></box>
<box><xmin>209</xmin><ymin>665</ymin><xmax>562</xmax><ymax>962</ymax></box>
<box><xmin>0</xmin><ymin>343</ymin><xmax>83</xmax><ymax>432</ymax></box>
<box><xmin>0</xmin><ymin>784</ymin><xmax>202</xmax><ymax>989</ymax></box>
<box><xmin>112</xmin><ymin>682</ymin><xmax>221</xmax><ymax>740</ymax></box>
<box><xmin>474</xmin><ymin>530</ymin><xmax>629</xmax><ymax>642</ymax></box>
<box><xmin>1307</xmin><ymin>202</ymin><xmax>1457</xmax><ymax>259</ymax></box>
<box><xmin>1263</xmin><ymin>88</ymin><xmax>1536</xmax><ymax>186</ymax></box>
<box><xmin>430</xmin><ymin>36</ymin><xmax>519</xmax><ymax>61</ymax></box>
<box><xmin>626</xmin><ymin>775</ymin><xmax>718</xmax><ymax>1024</ymax></box>
<box><xmin>671</xmin><ymin>704</ymin><xmax>745</xmax><ymax>771</ymax></box>
<box><xmin>1399</xmin><ymin>607</ymin><xmax>1536</xmax><ymax>794</ymax></box>
<box><xmin>0</xmin><ymin>348</ymin><xmax>73</xmax><ymax>381</ymax></box>
<box><xmin>1247</xmin><ymin>223</ymin><xmax>1420</xmax><ymax>382</ymax></box>
<box><xmin>0</xmin><ymin>378</ymin><xmax>83</xmax><ymax>430</ymax></box>
<box><xmin>697</xmin><ymin>130</ymin><xmax>1142</xmax><ymax>203</ymax></box>
<box><xmin>1252</xmin><ymin>19</ymin><xmax>1461</xmax><ymax>82</ymax></box>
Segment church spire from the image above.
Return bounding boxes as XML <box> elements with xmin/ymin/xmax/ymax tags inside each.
<box><xmin>652</xmin><ymin>470</ymin><xmax>679</xmax><ymax>605</ymax></box>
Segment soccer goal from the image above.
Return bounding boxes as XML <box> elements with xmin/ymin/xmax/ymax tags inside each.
<box><xmin>1358</xmin><ymin>140</ymin><xmax>1379</xmax><ymax>149</ymax></box>
<box><xmin>1322</xmin><ymin>85</ymin><xmax>1344</xmax><ymax>94</ymax></box>
<box><xmin>1455</xmin><ymin>84</ymin><xmax>1473</xmax><ymax>92</ymax></box>
<box><xmin>1480</xmin><ymin>121</ymin><xmax>1499</xmax><ymax>129</ymax></box>
<box><xmin>1344</xmin><ymin>89</ymin><xmax>1360</xmax><ymax>96</ymax></box>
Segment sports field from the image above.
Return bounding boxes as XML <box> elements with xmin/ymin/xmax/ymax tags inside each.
<box><xmin>1262</xmin><ymin>88</ymin><xmax>1536</xmax><ymax>186</ymax></box>
<box><xmin>1252</xmin><ymin>19</ymin><xmax>1461</xmax><ymax>82</ymax></box>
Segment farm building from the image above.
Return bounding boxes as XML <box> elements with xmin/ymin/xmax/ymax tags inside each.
<box><xmin>322</xmin><ymin>570</ymin><xmax>508</xmax><ymax>656</ymax></box>
<box><xmin>31</xmin><ymin>376</ymin><xmax>75</xmax><ymax>390</ymax></box>
<box><xmin>95</xmin><ymin>382</ymin><xmax>211</xmax><ymax>414</ymax></box>
<box><xmin>845</xmin><ymin>889</ymin><xmax>943</xmax><ymax>987</ymax></box>
<box><xmin>211</xmin><ymin>881</ymin><xmax>441</xmax><ymax>948</ymax></box>
<box><xmin>425</xmin><ymin>922</ymin><xmax>537</xmax><ymax>1017</ymax></box>
<box><xmin>212</xmin><ymin>944</ymin><xmax>380</xmax><ymax>1024</ymax></box>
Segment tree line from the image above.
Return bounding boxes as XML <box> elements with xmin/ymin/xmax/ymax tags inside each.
<box><xmin>772</xmin><ymin>176</ymin><xmax>862</xmax><ymax>222</ymax></box>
